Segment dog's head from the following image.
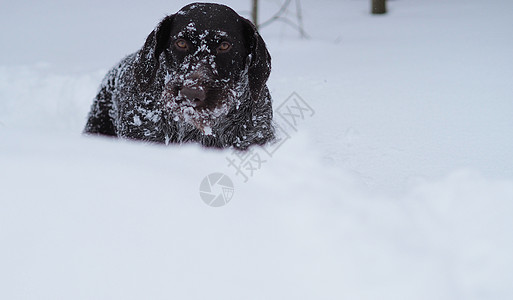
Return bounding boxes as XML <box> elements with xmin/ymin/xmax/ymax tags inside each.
<box><xmin>135</xmin><ymin>3</ymin><xmax>271</xmax><ymax>133</ymax></box>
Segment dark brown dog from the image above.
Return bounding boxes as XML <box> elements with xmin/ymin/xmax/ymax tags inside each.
<box><xmin>84</xmin><ymin>3</ymin><xmax>274</xmax><ymax>149</ymax></box>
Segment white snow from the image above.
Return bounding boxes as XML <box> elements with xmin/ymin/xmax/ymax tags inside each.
<box><xmin>1</xmin><ymin>0</ymin><xmax>513</xmax><ymax>299</ymax></box>
<box><xmin>132</xmin><ymin>115</ymin><xmax>142</xmax><ymax>126</ymax></box>
<box><xmin>203</xmin><ymin>126</ymin><xmax>212</xmax><ymax>135</ymax></box>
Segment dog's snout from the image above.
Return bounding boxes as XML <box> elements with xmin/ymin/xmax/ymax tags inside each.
<box><xmin>179</xmin><ymin>85</ymin><xmax>206</xmax><ymax>103</ymax></box>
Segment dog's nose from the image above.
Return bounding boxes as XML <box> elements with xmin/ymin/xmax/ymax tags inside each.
<box><xmin>179</xmin><ymin>86</ymin><xmax>206</xmax><ymax>103</ymax></box>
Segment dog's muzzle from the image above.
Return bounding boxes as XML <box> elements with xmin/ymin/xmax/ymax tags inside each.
<box><xmin>178</xmin><ymin>84</ymin><xmax>206</xmax><ymax>104</ymax></box>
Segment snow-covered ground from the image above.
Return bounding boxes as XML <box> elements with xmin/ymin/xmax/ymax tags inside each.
<box><xmin>1</xmin><ymin>0</ymin><xmax>512</xmax><ymax>299</ymax></box>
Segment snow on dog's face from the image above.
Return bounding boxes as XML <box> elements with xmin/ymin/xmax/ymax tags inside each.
<box><xmin>159</xmin><ymin>4</ymin><xmax>251</xmax><ymax>134</ymax></box>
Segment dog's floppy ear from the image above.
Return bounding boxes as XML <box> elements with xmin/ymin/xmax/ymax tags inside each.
<box><xmin>242</xmin><ymin>18</ymin><xmax>271</xmax><ymax>102</ymax></box>
<box><xmin>134</xmin><ymin>15</ymin><xmax>175</xmax><ymax>88</ymax></box>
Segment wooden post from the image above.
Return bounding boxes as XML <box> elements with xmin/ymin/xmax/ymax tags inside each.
<box><xmin>252</xmin><ymin>0</ymin><xmax>259</xmax><ymax>28</ymax></box>
<box><xmin>372</xmin><ymin>0</ymin><xmax>387</xmax><ymax>14</ymax></box>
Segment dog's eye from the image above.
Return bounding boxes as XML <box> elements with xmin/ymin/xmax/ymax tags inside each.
<box><xmin>175</xmin><ymin>39</ymin><xmax>188</xmax><ymax>50</ymax></box>
<box><xmin>217</xmin><ymin>42</ymin><xmax>232</xmax><ymax>53</ymax></box>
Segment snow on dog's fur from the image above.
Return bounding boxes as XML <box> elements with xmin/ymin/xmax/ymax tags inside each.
<box><xmin>84</xmin><ymin>3</ymin><xmax>274</xmax><ymax>149</ymax></box>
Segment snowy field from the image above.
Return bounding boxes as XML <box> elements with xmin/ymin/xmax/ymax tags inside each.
<box><xmin>1</xmin><ymin>0</ymin><xmax>513</xmax><ymax>299</ymax></box>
